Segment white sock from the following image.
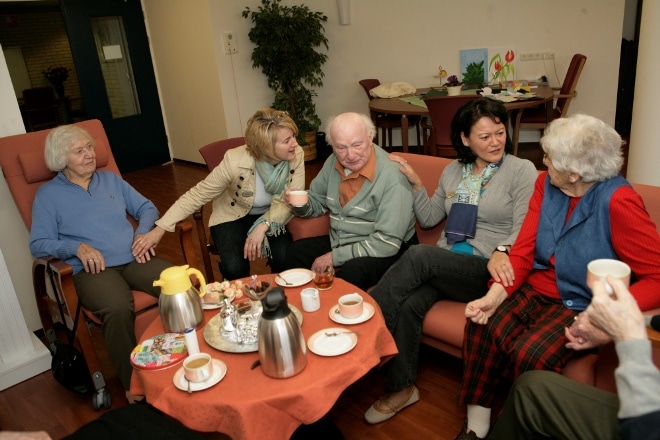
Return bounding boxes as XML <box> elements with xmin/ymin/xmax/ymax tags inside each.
<box><xmin>466</xmin><ymin>404</ymin><xmax>491</xmax><ymax>438</ymax></box>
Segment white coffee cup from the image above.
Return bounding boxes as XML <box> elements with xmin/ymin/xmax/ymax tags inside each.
<box><xmin>183</xmin><ymin>353</ymin><xmax>213</xmax><ymax>382</ymax></box>
<box><xmin>338</xmin><ymin>293</ymin><xmax>364</xmax><ymax>318</ymax></box>
<box><xmin>586</xmin><ymin>259</ymin><xmax>631</xmax><ymax>295</ymax></box>
<box><xmin>300</xmin><ymin>287</ymin><xmax>320</xmax><ymax>312</ymax></box>
<box><xmin>289</xmin><ymin>190</ymin><xmax>308</xmax><ymax>207</ymax></box>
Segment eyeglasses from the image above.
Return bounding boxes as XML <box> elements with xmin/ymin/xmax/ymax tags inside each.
<box><xmin>266</xmin><ymin>111</ymin><xmax>288</xmax><ymax>130</ymax></box>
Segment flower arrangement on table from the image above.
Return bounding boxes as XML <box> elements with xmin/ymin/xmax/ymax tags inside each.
<box><xmin>42</xmin><ymin>65</ymin><xmax>71</xmax><ymax>97</ymax></box>
<box><xmin>443</xmin><ymin>75</ymin><xmax>463</xmax><ymax>87</ymax></box>
<box><xmin>203</xmin><ymin>280</ymin><xmax>245</xmax><ymax>304</ymax></box>
<box><xmin>442</xmin><ymin>74</ymin><xmax>464</xmax><ymax>95</ymax></box>
<box><xmin>489</xmin><ymin>50</ymin><xmax>516</xmax><ymax>86</ymax></box>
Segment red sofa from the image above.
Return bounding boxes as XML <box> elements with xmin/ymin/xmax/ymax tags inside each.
<box><xmin>287</xmin><ymin>152</ymin><xmax>660</xmax><ymax>392</ymax></box>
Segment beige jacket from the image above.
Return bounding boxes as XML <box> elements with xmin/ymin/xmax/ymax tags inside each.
<box><xmin>156</xmin><ymin>144</ymin><xmax>305</xmax><ymax>235</ymax></box>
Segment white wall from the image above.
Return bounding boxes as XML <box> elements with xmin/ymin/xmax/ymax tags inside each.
<box><xmin>0</xmin><ymin>43</ymin><xmax>40</xmax><ymax>331</ymax></box>
<box><xmin>142</xmin><ymin>0</ymin><xmax>229</xmax><ymax>163</ymax></box>
<box><xmin>199</xmin><ymin>0</ymin><xmax>625</xmax><ymax>150</ymax></box>
<box><xmin>143</xmin><ymin>0</ymin><xmax>630</xmax><ymax>162</ymax></box>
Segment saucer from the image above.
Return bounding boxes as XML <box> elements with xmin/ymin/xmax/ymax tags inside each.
<box><xmin>329</xmin><ymin>302</ymin><xmax>375</xmax><ymax>325</ymax></box>
<box><xmin>202</xmin><ymin>302</ymin><xmax>222</xmax><ymax>310</ymax></box>
<box><xmin>173</xmin><ymin>358</ymin><xmax>227</xmax><ymax>392</ymax></box>
<box><xmin>307</xmin><ymin>327</ymin><xmax>358</xmax><ymax>356</ymax></box>
<box><xmin>275</xmin><ymin>269</ymin><xmax>314</xmax><ymax>287</ymax></box>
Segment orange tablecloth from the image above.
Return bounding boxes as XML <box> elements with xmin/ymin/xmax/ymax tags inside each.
<box><xmin>130</xmin><ymin>277</ymin><xmax>397</xmax><ymax>439</ymax></box>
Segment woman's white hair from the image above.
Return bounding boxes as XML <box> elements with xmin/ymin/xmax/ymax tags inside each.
<box><xmin>540</xmin><ymin>114</ymin><xmax>624</xmax><ymax>182</ymax></box>
<box><xmin>44</xmin><ymin>125</ymin><xmax>94</xmax><ymax>172</ymax></box>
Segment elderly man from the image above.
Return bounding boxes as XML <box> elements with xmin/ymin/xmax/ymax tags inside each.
<box><xmin>283</xmin><ymin>112</ymin><xmax>417</xmax><ymax>290</ymax></box>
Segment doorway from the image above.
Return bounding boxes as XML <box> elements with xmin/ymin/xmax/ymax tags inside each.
<box><xmin>0</xmin><ymin>0</ymin><xmax>170</xmax><ymax>173</ymax></box>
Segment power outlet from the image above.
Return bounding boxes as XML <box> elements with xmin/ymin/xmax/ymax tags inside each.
<box><xmin>223</xmin><ymin>32</ymin><xmax>238</xmax><ymax>54</ymax></box>
<box><xmin>520</xmin><ymin>52</ymin><xmax>554</xmax><ymax>61</ymax></box>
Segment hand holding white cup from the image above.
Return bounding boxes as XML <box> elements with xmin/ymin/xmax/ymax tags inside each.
<box><xmin>288</xmin><ymin>190</ymin><xmax>308</xmax><ymax>207</ymax></box>
<box><xmin>586</xmin><ymin>259</ymin><xmax>631</xmax><ymax>295</ymax></box>
<box><xmin>183</xmin><ymin>353</ymin><xmax>213</xmax><ymax>382</ymax></box>
<box><xmin>338</xmin><ymin>293</ymin><xmax>363</xmax><ymax>318</ymax></box>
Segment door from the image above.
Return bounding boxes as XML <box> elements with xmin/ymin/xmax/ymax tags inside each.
<box><xmin>60</xmin><ymin>0</ymin><xmax>169</xmax><ymax>173</ymax></box>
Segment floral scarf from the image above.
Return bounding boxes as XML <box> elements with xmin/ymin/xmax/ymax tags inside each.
<box><xmin>247</xmin><ymin>159</ymin><xmax>291</xmax><ymax>256</ymax></box>
<box><xmin>445</xmin><ymin>156</ymin><xmax>504</xmax><ymax>244</ymax></box>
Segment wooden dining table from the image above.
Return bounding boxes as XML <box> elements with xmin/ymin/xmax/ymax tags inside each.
<box><xmin>368</xmin><ymin>84</ymin><xmax>554</xmax><ymax>153</ymax></box>
<box><xmin>129</xmin><ymin>275</ymin><xmax>397</xmax><ymax>440</ymax></box>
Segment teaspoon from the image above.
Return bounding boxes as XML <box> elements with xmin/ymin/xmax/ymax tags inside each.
<box><xmin>325</xmin><ymin>330</ymin><xmax>362</xmax><ymax>337</ymax></box>
<box><xmin>276</xmin><ymin>274</ymin><xmax>293</xmax><ymax>286</ymax></box>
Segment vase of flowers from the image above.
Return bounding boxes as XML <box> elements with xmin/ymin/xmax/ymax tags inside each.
<box><xmin>444</xmin><ymin>75</ymin><xmax>463</xmax><ymax>96</ymax></box>
<box><xmin>42</xmin><ymin>65</ymin><xmax>71</xmax><ymax>98</ymax></box>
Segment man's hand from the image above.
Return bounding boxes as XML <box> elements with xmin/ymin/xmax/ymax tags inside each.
<box><xmin>583</xmin><ymin>277</ymin><xmax>647</xmax><ymax>343</ymax></box>
<box><xmin>311</xmin><ymin>252</ymin><xmax>334</xmax><ymax>273</ymax></box>
<box><xmin>565</xmin><ymin>312</ymin><xmax>612</xmax><ymax>350</ymax></box>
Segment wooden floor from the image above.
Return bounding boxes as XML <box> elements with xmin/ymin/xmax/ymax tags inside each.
<box><xmin>0</xmin><ymin>145</ymin><xmax>549</xmax><ymax>439</ymax></box>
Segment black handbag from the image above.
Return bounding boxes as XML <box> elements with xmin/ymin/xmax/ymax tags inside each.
<box><xmin>46</xmin><ymin>265</ymin><xmax>94</xmax><ymax>395</ymax></box>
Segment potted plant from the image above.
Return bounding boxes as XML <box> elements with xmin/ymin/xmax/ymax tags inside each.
<box><xmin>243</xmin><ymin>0</ymin><xmax>329</xmax><ymax>160</ymax></box>
<box><xmin>443</xmin><ymin>75</ymin><xmax>463</xmax><ymax>96</ymax></box>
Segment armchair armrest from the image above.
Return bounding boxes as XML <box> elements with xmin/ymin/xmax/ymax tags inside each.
<box><xmin>31</xmin><ymin>255</ymin><xmax>103</xmax><ymax>374</ymax></box>
<box><xmin>176</xmin><ymin>219</ymin><xmax>199</xmax><ymax>271</ymax></box>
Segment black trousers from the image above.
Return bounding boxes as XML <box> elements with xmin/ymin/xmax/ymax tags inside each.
<box><xmin>284</xmin><ymin>233</ymin><xmax>419</xmax><ymax>291</ymax></box>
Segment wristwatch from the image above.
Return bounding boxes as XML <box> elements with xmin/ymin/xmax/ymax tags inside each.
<box><xmin>495</xmin><ymin>245</ymin><xmax>509</xmax><ymax>255</ymax></box>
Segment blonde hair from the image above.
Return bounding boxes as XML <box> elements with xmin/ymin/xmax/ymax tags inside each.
<box><xmin>44</xmin><ymin>125</ymin><xmax>94</xmax><ymax>172</ymax></box>
<box><xmin>245</xmin><ymin>108</ymin><xmax>298</xmax><ymax>163</ymax></box>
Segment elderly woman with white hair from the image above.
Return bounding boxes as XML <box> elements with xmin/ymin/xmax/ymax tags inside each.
<box><xmin>29</xmin><ymin>125</ymin><xmax>172</xmax><ymax>400</ymax></box>
<box><xmin>454</xmin><ymin>114</ymin><xmax>660</xmax><ymax>440</ymax></box>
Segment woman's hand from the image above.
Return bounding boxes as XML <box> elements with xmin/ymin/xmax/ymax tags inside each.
<box><xmin>465</xmin><ymin>283</ymin><xmax>508</xmax><ymax>325</ymax></box>
<box><xmin>77</xmin><ymin>243</ymin><xmax>105</xmax><ymax>273</ymax></box>
<box><xmin>244</xmin><ymin>223</ymin><xmax>268</xmax><ymax>261</ymax></box>
<box><xmin>487</xmin><ymin>250</ymin><xmax>515</xmax><ymax>287</ymax></box>
<box><xmin>132</xmin><ymin>228</ymin><xmax>163</xmax><ymax>263</ymax></box>
<box><xmin>565</xmin><ymin>311</ymin><xmax>612</xmax><ymax>351</ymax></box>
<box><xmin>132</xmin><ymin>231</ymin><xmax>159</xmax><ymax>264</ymax></box>
<box><xmin>389</xmin><ymin>154</ymin><xmax>423</xmax><ymax>191</ymax></box>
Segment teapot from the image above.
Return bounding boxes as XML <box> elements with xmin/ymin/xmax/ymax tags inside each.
<box><xmin>257</xmin><ymin>287</ymin><xmax>307</xmax><ymax>378</ymax></box>
<box><xmin>153</xmin><ymin>265</ymin><xmax>206</xmax><ymax>333</ymax></box>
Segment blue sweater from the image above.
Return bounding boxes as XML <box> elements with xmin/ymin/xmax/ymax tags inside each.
<box><xmin>29</xmin><ymin>171</ymin><xmax>159</xmax><ymax>274</ymax></box>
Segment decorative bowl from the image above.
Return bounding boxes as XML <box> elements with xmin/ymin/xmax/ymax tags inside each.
<box><xmin>242</xmin><ymin>281</ymin><xmax>271</xmax><ymax>301</ymax></box>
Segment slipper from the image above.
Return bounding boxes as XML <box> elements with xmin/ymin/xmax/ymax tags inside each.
<box><xmin>364</xmin><ymin>385</ymin><xmax>420</xmax><ymax>424</ymax></box>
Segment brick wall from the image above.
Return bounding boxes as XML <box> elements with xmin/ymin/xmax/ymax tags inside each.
<box><xmin>0</xmin><ymin>11</ymin><xmax>83</xmax><ymax>114</ymax></box>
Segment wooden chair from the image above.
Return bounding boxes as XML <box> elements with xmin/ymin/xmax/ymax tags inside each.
<box><xmin>422</xmin><ymin>95</ymin><xmax>480</xmax><ymax>158</ymax></box>
<box><xmin>178</xmin><ymin>137</ymin><xmax>245</xmax><ymax>282</ymax></box>
<box><xmin>22</xmin><ymin>87</ymin><xmax>60</xmax><ymax>132</ymax></box>
<box><xmin>359</xmin><ymin>79</ymin><xmax>422</xmax><ymax>152</ymax></box>
<box><xmin>511</xmin><ymin>54</ymin><xmax>587</xmax><ymax>152</ymax></box>
<box><xmin>0</xmin><ymin>120</ymin><xmax>160</xmax><ymax>409</ymax></box>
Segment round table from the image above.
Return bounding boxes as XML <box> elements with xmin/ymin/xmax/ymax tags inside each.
<box><xmin>130</xmin><ymin>276</ymin><xmax>397</xmax><ymax>440</ymax></box>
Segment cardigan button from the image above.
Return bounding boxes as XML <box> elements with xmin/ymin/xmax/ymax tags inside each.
<box><xmin>566</xmin><ymin>300</ymin><xmax>573</xmax><ymax>307</ymax></box>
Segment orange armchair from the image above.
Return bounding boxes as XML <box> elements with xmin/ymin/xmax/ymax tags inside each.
<box><xmin>0</xmin><ymin>120</ymin><xmax>160</xmax><ymax>409</ymax></box>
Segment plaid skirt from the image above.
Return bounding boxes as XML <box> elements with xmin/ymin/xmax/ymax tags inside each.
<box><xmin>458</xmin><ymin>284</ymin><xmax>579</xmax><ymax>407</ymax></box>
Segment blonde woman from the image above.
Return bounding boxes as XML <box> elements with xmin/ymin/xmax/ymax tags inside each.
<box><xmin>141</xmin><ymin>108</ymin><xmax>305</xmax><ymax>279</ymax></box>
